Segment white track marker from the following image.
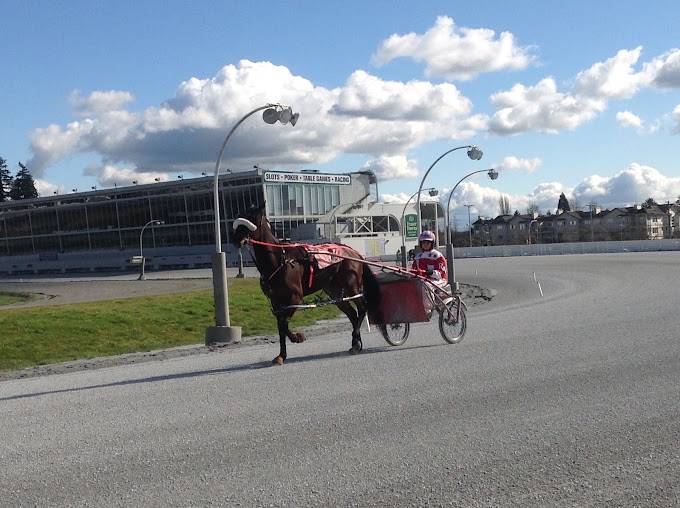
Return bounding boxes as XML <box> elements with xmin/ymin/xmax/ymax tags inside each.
<box><xmin>533</xmin><ymin>271</ymin><xmax>537</xmax><ymax>284</ymax></box>
<box><xmin>537</xmin><ymin>281</ymin><xmax>544</xmax><ymax>297</ymax></box>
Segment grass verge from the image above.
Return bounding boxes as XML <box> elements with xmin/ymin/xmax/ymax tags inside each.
<box><xmin>0</xmin><ymin>278</ymin><xmax>342</xmax><ymax>372</ymax></box>
<box><xmin>0</xmin><ymin>292</ymin><xmax>32</xmax><ymax>306</ymax></box>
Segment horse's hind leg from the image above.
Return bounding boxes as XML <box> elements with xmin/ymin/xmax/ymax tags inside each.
<box><xmin>336</xmin><ymin>301</ymin><xmax>362</xmax><ymax>354</ymax></box>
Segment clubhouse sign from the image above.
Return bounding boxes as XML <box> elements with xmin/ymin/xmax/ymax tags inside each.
<box><xmin>263</xmin><ymin>171</ymin><xmax>351</xmax><ymax>185</ymax></box>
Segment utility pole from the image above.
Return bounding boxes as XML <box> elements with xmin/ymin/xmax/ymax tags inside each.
<box><xmin>464</xmin><ymin>204</ymin><xmax>474</xmax><ymax>247</ymax></box>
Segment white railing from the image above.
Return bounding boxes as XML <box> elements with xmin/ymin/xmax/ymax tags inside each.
<box><xmin>453</xmin><ymin>239</ymin><xmax>680</xmax><ymax>259</ymax></box>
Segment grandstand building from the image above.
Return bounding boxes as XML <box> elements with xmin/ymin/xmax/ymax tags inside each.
<box><xmin>0</xmin><ymin>168</ymin><xmax>443</xmax><ymax>275</ymax></box>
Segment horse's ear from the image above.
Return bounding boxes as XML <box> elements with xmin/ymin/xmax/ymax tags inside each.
<box><xmin>250</xmin><ymin>202</ymin><xmax>266</xmax><ymax>217</ymax></box>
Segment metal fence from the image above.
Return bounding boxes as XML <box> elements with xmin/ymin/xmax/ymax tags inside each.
<box><xmin>453</xmin><ymin>239</ymin><xmax>680</xmax><ymax>259</ymax></box>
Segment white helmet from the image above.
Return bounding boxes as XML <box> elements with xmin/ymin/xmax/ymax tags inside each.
<box><xmin>418</xmin><ymin>231</ymin><xmax>436</xmax><ymax>243</ymax></box>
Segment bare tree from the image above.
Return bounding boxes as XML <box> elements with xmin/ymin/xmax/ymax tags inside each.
<box><xmin>498</xmin><ymin>194</ymin><xmax>511</xmax><ymax>215</ymax></box>
<box><xmin>526</xmin><ymin>202</ymin><xmax>540</xmax><ymax>215</ymax></box>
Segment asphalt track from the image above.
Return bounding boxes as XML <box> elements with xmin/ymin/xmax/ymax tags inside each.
<box><xmin>1</xmin><ymin>252</ymin><xmax>679</xmax><ymax>506</ymax></box>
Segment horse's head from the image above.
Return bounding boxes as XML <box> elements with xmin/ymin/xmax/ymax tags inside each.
<box><xmin>231</xmin><ymin>204</ymin><xmax>266</xmax><ymax>247</ymax></box>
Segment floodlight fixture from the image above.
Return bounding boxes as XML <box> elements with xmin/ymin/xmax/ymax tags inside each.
<box><xmin>262</xmin><ymin>104</ymin><xmax>300</xmax><ymax>127</ymax></box>
<box><xmin>467</xmin><ymin>146</ymin><xmax>483</xmax><ymax>161</ymax></box>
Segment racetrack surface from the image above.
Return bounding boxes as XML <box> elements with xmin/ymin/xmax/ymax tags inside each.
<box><xmin>1</xmin><ymin>252</ymin><xmax>679</xmax><ymax>506</ymax></box>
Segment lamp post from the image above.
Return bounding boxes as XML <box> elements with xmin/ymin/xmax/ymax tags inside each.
<box><xmin>399</xmin><ymin>187</ymin><xmax>438</xmax><ymax>267</ymax></box>
<box><xmin>206</xmin><ymin>103</ymin><xmax>299</xmax><ymax>346</ymax></box>
<box><xmin>416</xmin><ymin>145</ymin><xmax>482</xmax><ymax>237</ymax></box>
<box><xmin>444</xmin><ymin>168</ymin><xmax>498</xmax><ymax>290</ymax></box>
<box><xmin>138</xmin><ymin>219</ymin><xmax>163</xmax><ymax>280</ymax></box>
<box><xmin>464</xmin><ymin>204</ymin><xmax>474</xmax><ymax>247</ymax></box>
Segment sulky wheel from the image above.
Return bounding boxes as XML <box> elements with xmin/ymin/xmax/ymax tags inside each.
<box><xmin>378</xmin><ymin>322</ymin><xmax>410</xmax><ymax>346</ymax></box>
<box><xmin>439</xmin><ymin>301</ymin><xmax>467</xmax><ymax>344</ymax></box>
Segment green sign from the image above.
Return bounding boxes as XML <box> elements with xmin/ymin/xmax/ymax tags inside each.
<box><xmin>405</xmin><ymin>214</ymin><xmax>419</xmax><ymax>238</ymax></box>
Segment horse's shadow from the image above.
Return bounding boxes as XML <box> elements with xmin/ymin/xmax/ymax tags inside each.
<box><xmin>0</xmin><ymin>342</ymin><xmax>445</xmax><ymax>402</ymax></box>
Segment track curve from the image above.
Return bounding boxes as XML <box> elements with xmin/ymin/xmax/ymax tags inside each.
<box><xmin>1</xmin><ymin>252</ymin><xmax>679</xmax><ymax>506</ymax></box>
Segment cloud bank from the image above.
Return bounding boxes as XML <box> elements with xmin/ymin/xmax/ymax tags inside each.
<box><xmin>28</xmin><ymin>61</ymin><xmax>485</xmax><ymax>182</ymax></box>
<box><xmin>446</xmin><ymin>163</ymin><xmax>680</xmax><ymax>219</ymax></box>
<box><xmin>372</xmin><ymin>16</ymin><xmax>534</xmax><ymax>80</ymax></box>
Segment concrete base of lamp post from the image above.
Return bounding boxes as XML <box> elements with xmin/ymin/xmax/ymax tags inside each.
<box><xmin>205</xmin><ymin>325</ymin><xmax>242</xmax><ymax>346</ymax></box>
<box><xmin>205</xmin><ymin>252</ymin><xmax>241</xmax><ymax>346</ymax></box>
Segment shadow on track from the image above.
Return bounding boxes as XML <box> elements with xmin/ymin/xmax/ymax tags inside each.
<box><xmin>0</xmin><ymin>342</ymin><xmax>446</xmax><ymax>402</ymax></box>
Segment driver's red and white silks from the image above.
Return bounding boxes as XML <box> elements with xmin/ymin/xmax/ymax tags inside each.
<box><xmin>411</xmin><ymin>248</ymin><xmax>448</xmax><ymax>282</ymax></box>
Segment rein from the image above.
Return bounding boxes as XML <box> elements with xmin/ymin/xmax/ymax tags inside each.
<box><xmin>247</xmin><ymin>238</ymin><xmax>436</xmax><ymax>287</ymax></box>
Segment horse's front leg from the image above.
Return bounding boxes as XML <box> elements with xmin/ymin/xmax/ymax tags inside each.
<box><xmin>273</xmin><ymin>314</ymin><xmax>289</xmax><ymax>365</ymax></box>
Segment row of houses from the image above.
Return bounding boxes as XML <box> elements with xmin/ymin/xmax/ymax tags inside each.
<box><xmin>470</xmin><ymin>204</ymin><xmax>680</xmax><ymax>246</ymax></box>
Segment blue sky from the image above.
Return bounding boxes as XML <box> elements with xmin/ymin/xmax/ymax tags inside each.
<box><xmin>2</xmin><ymin>1</ymin><xmax>679</xmax><ymax>224</ymax></box>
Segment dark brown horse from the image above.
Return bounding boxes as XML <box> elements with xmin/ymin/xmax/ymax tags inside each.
<box><xmin>231</xmin><ymin>205</ymin><xmax>380</xmax><ymax>365</ymax></box>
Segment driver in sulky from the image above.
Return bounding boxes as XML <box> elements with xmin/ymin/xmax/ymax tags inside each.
<box><xmin>411</xmin><ymin>230</ymin><xmax>448</xmax><ymax>311</ymax></box>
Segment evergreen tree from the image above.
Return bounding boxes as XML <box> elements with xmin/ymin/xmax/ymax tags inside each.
<box><xmin>557</xmin><ymin>192</ymin><xmax>571</xmax><ymax>212</ymax></box>
<box><xmin>643</xmin><ymin>197</ymin><xmax>657</xmax><ymax>207</ymax></box>
<box><xmin>0</xmin><ymin>157</ymin><xmax>12</xmax><ymax>202</ymax></box>
<box><xmin>9</xmin><ymin>162</ymin><xmax>39</xmax><ymax>200</ymax></box>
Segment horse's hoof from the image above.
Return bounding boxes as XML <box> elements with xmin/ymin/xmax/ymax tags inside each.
<box><xmin>292</xmin><ymin>332</ymin><xmax>306</xmax><ymax>343</ymax></box>
<box><xmin>348</xmin><ymin>347</ymin><xmax>361</xmax><ymax>355</ymax></box>
<box><xmin>272</xmin><ymin>356</ymin><xmax>285</xmax><ymax>365</ymax></box>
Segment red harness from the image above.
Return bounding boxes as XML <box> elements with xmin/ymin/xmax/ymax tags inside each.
<box><xmin>246</xmin><ymin>238</ymin><xmax>436</xmax><ymax>289</ymax></box>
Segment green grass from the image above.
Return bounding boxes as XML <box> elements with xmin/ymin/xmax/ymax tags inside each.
<box><xmin>0</xmin><ymin>292</ymin><xmax>31</xmax><ymax>306</ymax></box>
<box><xmin>0</xmin><ymin>278</ymin><xmax>342</xmax><ymax>372</ymax></box>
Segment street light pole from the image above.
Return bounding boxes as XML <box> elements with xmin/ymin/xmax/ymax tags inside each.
<box><xmin>464</xmin><ymin>204</ymin><xmax>474</xmax><ymax>247</ymax></box>
<box><xmin>416</xmin><ymin>145</ymin><xmax>483</xmax><ymax>236</ymax></box>
<box><xmin>138</xmin><ymin>219</ymin><xmax>163</xmax><ymax>281</ymax></box>
<box><xmin>399</xmin><ymin>187</ymin><xmax>438</xmax><ymax>267</ymax></box>
<box><xmin>206</xmin><ymin>103</ymin><xmax>298</xmax><ymax>346</ymax></box>
<box><xmin>444</xmin><ymin>168</ymin><xmax>498</xmax><ymax>290</ymax></box>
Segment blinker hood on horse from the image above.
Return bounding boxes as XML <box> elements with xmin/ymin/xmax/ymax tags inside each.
<box><xmin>232</xmin><ymin>205</ymin><xmax>380</xmax><ymax>365</ymax></box>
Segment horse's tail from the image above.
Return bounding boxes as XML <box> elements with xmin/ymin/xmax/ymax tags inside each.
<box><xmin>362</xmin><ymin>262</ymin><xmax>381</xmax><ymax>318</ymax></box>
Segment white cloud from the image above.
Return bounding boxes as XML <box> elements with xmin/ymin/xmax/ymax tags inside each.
<box><xmin>616</xmin><ymin>110</ymin><xmax>643</xmax><ymax>129</ymax></box>
<box><xmin>488</xmin><ymin>46</ymin><xmax>680</xmax><ymax>135</ymax></box>
<box><xmin>673</xmin><ymin>104</ymin><xmax>680</xmax><ymax>134</ymax></box>
<box><xmin>644</xmin><ymin>48</ymin><xmax>680</xmax><ymax>89</ymax></box>
<box><xmin>574</xmin><ymin>47</ymin><xmax>649</xmax><ymax>99</ymax></box>
<box><xmin>381</xmin><ymin>192</ymin><xmax>411</xmax><ymax>204</ymax></box>
<box><xmin>332</xmin><ymin>70</ymin><xmax>471</xmax><ymax>121</ymax></box>
<box><xmin>372</xmin><ymin>16</ymin><xmax>534</xmax><ymax>80</ymax></box>
<box><xmin>361</xmin><ymin>154</ymin><xmax>419</xmax><ymax>181</ymax></box>
<box><xmin>381</xmin><ymin>191</ymin><xmax>439</xmax><ymax>204</ymax></box>
<box><xmin>84</xmin><ymin>164</ymin><xmax>170</xmax><ymax>186</ymax></box>
<box><xmin>572</xmin><ymin>163</ymin><xmax>680</xmax><ymax>207</ymax></box>
<box><xmin>70</xmin><ymin>90</ymin><xmax>134</xmax><ymax>116</ymax></box>
<box><xmin>489</xmin><ymin>78</ymin><xmax>605</xmax><ymax>135</ymax></box>
<box><xmin>34</xmin><ymin>178</ymin><xmax>64</xmax><ymax>197</ymax></box>
<box><xmin>447</xmin><ymin>163</ymin><xmax>680</xmax><ymax>219</ymax></box>
<box><xmin>28</xmin><ymin>60</ymin><xmax>484</xmax><ymax>181</ymax></box>
<box><xmin>495</xmin><ymin>155</ymin><xmax>541</xmax><ymax>173</ymax></box>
